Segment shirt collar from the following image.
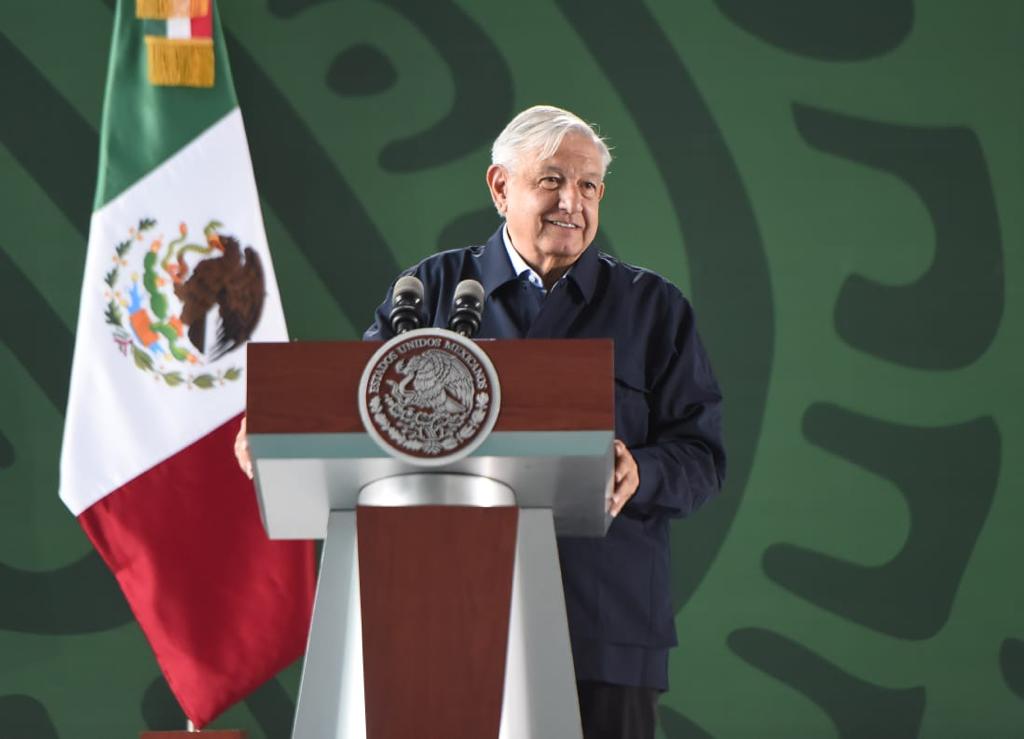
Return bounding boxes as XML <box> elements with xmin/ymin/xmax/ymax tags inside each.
<box><xmin>502</xmin><ymin>226</ymin><xmax>546</xmax><ymax>290</ymax></box>
<box><xmin>478</xmin><ymin>224</ymin><xmax>599</xmax><ymax>304</ymax></box>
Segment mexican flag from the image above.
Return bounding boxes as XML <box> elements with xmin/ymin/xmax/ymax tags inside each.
<box><xmin>59</xmin><ymin>0</ymin><xmax>315</xmax><ymax>728</ymax></box>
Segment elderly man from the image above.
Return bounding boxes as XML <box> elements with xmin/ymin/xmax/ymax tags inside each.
<box><xmin>238</xmin><ymin>105</ymin><xmax>725</xmax><ymax>739</ymax></box>
<box><xmin>366</xmin><ymin>105</ymin><xmax>726</xmax><ymax>739</ymax></box>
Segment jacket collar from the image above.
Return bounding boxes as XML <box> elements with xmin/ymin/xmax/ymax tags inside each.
<box><xmin>476</xmin><ymin>225</ymin><xmax>599</xmax><ymax>304</ymax></box>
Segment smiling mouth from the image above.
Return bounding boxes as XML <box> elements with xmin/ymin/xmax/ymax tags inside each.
<box><xmin>547</xmin><ymin>219</ymin><xmax>580</xmax><ymax>229</ymax></box>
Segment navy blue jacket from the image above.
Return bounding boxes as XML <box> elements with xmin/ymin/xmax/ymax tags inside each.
<box><xmin>365</xmin><ymin>228</ymin><xmax>726</xmax><ymax>689</ymax></box>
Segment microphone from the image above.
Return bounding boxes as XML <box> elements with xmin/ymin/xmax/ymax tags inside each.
<box><xmin>448</xmin><ymin>279</ymin><xmax>485</xmax><ymax>338</ymax></box>
<box><xmin>389</xmin><ymin>275</ymin><xmax>425</xmax><ymax>335</ymax></box>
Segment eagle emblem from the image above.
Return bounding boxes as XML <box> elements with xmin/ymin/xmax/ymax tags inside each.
<box><xmin>103</xmin><ymin>217</ymin><xmax>265</xmax><ymax>389</ymax></box>
<box><xmin>392</xmin><ymin>349</ymin><xmax>475</xmax><ymax>414</ymax></box>
<box><xmin>359</xmin><ymin>329</ymin><xmax>501</xmax><ymax>464</ymax></box>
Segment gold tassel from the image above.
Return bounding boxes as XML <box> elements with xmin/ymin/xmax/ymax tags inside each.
<box><xmin>145</xmin><ymin>37</ymin><xmax>215</xmax><ymax>88</ymax></box>
<box><xmin>136</xmin><ymin>0</ymin><xmax>210</xmax><ymax>20</ymax></box>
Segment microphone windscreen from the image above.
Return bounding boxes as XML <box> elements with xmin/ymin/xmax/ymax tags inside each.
<box><xmin>453</xmin><ymin>279</ymin><xmax>485</xmax><ymax>304</ymax></box>
<box><xmin>393</xmin><ymin>274</ymin><xmax>424</xmax><ymax>302</ymax></box>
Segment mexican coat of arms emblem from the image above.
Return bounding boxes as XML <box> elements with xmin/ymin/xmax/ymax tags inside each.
<box><xmin>359</xmin><ymin>329</ymin><xmax>501</xmax><ymax>465</ymax></box>
<box><xmin>103</xmin><ymin>217</ymin><xmax>265</xmax><ymax>389</ymax></box>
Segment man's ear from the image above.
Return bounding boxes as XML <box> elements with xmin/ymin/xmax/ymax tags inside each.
<box><xmin>486</xmin><ymin>164</ymin><xmax>508</xmax><ymax>214</ymax></box>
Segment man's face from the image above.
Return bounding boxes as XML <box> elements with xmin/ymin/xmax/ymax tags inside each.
<box><xmin>487</xmin><ymin>132</ymin><xmax>606</xmax><ymax>274</ymax></box>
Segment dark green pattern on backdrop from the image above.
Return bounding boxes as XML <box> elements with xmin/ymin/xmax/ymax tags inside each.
<box><xmin>1</xmin><ymin>1</ymin><xmax>1021</xmax><ymax>737</ymax></box>
<box><xmin>794</xmin><ymin>105</ymin><xmax>1003</xmax><ymax>369</ymax></box>
<box><xmin>715</xmin><ymin>0</ymin><xmax>914</xmax><ymax>61</ymax></box>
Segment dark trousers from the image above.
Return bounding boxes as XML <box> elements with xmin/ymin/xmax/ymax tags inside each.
<box><xmin>577</xmin><ymin>680</ymin><xmax>660</xmax><ymax>739</ymax></box>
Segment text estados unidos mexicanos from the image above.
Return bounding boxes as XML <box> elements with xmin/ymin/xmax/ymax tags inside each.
<box><xmin>367</xmin><ymin>336</ymin><xmax>490</xmax><ymax>395</ymax></box>
<box><xmin>367</xmin><ymin>350</ymin><xmax>399</xmax><ymax>394</ymax></box>
<box><xmin>442</xmin><ymin>339</ymin><xmax>488</xmax><ymax>390</ymax></box>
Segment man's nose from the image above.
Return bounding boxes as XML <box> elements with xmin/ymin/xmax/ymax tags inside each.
<box><xmin>558</xmin><ymin>182</ymin><xmax>583</xmax><ymax>213</ymax></box>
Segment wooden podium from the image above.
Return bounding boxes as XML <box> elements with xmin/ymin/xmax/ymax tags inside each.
<box><xmin>247</xmin><ymin>337</ymin><xmax>614</xmax><ymax>739</ymax></box>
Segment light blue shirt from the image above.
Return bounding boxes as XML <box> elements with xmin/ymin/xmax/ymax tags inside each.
<box><xmin>501</xmin><ymin>225</ymin><xmax>547</xmax><ymax>292</ymax></box>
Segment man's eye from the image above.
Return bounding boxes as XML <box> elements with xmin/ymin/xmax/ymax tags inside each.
<box><xmin>540</xmin><ymin>177</ymin><xmax>560</xmax><ymax>188</ymax></box>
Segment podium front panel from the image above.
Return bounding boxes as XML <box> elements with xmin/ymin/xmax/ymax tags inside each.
<box><xmin>248</xmin><ymin>339</ymin><xmax>615</xmax><ymax>539</ymax></box>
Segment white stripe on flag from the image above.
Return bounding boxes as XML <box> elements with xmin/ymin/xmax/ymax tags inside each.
<box><xmin>167</xmin><ymin>17</ymin><xmax>192</xmax><ymax>39</ymax></box>
<box><xmin>60</xmin><ymin>108</ymin><xmax>287</xmax><ymax>517</ymax></box>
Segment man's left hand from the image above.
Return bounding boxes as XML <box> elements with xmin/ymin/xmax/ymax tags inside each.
<box><xmin>608</xmin><ymin>439</ymin><xmax>639</xmax><ymax>517</ymax></box>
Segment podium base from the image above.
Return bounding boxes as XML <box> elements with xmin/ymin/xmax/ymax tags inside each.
<box><xmin>292</xmin><ymin>475</ymin><xmax>582</xmax><ymax>739</ymax></box>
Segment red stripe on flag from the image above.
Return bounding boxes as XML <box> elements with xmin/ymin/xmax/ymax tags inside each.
<box><xmin>191</xmin><ymin>4</ymin><xmax>213</xmax><ymax>38</ymax></box>
<box><xmin>78</xmin><ymin>415</ymin><xmax>315</xmax><ymax>728</ymax></box>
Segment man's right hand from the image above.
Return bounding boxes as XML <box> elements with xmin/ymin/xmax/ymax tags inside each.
<box><xmin>234</xmin><ymin>416</ymin><xmax>253</xmax><ymax>479</ymax></box>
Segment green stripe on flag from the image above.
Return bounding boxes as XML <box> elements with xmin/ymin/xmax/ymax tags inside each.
<box><xmin>142</xmin><ymin>19</ymin><xmax>165</xmax><ymax>37</ymax></box>
<box><xmin>94</xmin><ymin>0</ymin><xmax>237</xmax><ymax>209</ymax></box>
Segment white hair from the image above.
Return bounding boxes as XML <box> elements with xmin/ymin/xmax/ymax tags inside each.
<box><xmin>491</xmin><ymin>105</ymin><xmax>612</xmax><ymax>176</ymax></box>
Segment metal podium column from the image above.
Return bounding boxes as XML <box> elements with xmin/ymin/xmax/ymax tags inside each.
<box><xmin>292</xmin><ymin>511</ymin><xmax>365</xmax><ymax>739</ymax></box>
<box><xmin>499</xmin><ymin>507</ymin><xmax>583</xmax><ymax>739</ymax></box>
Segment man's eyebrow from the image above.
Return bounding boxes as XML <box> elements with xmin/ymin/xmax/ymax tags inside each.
<box><xmin>538</xmin><ymin>165</ymin><xmax>603</xmax><ymax>180</ymax></box>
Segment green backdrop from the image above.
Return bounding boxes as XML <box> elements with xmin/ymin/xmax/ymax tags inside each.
<box><xmin>2</xmin><ymin>1</ymin><xmax>1022</xmax><ymax>736</ymax></box>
